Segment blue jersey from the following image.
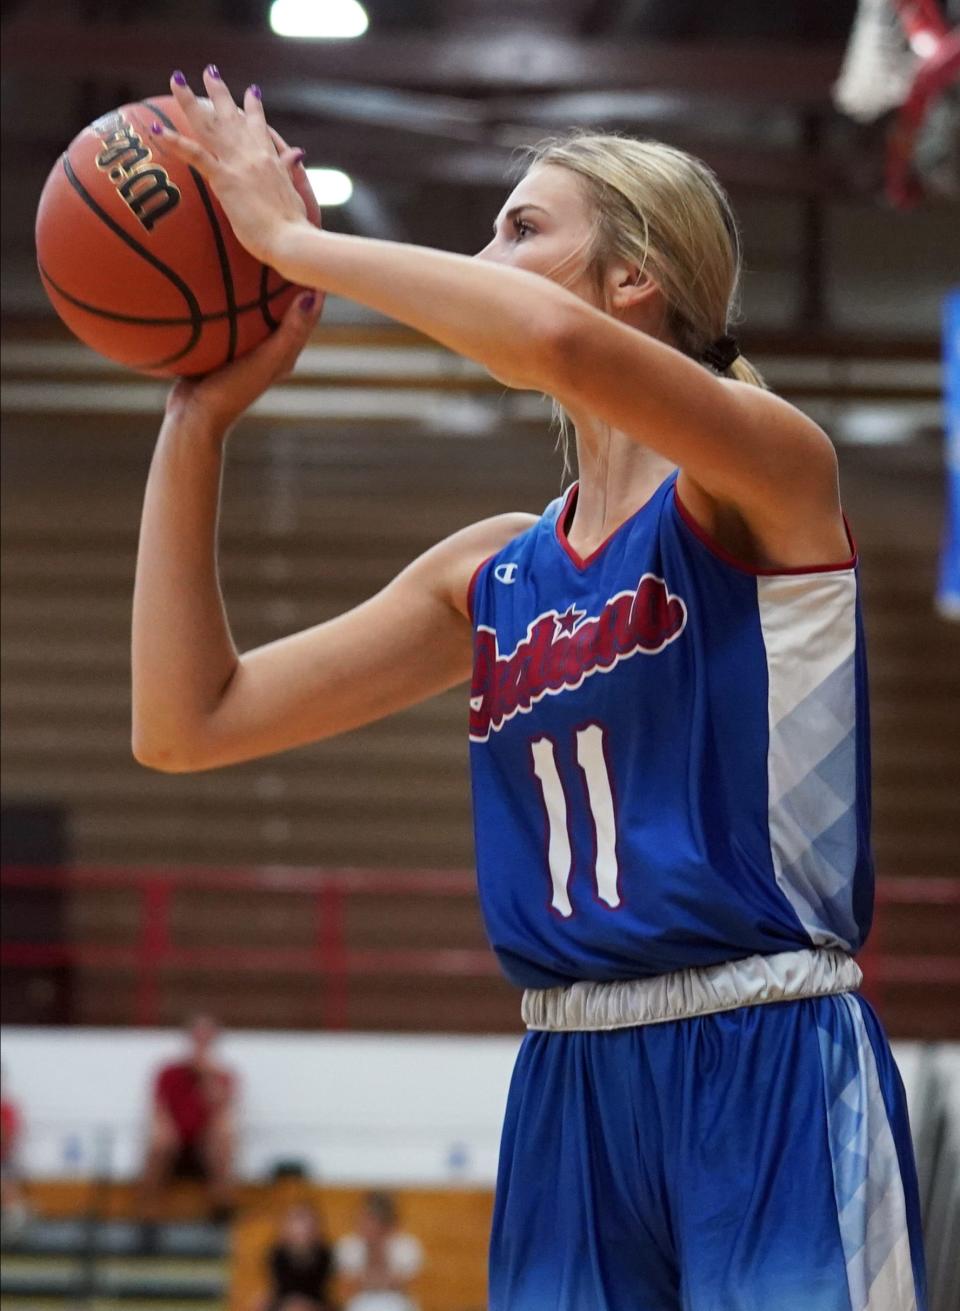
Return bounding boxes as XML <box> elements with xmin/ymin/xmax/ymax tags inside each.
<box><xmin>467</xmin><ymin>470</ymin><xmax>873</xmax><ymax>989</ymax></box>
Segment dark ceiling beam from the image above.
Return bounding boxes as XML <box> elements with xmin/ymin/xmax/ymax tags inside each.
<box><xmin>271</xmin><ymin>131</ymin><xmax>835</xmax><ymax>199</ymax></box>
<box><xmin>0</xmin><ymin>125</ymin><xmax>838</xmax><ymax>199</ymax></box>
<box><xmin>269</xmin><ymin>83</ymin><xmax>491</xmax><ymax>141</ymax></box>
<box><xmin>578</xmin><ymin>0</ymin><xmax>633</xmax><ymax>37</ymax></box>
<box><xmin>434</xmin><ymin>0</ymin><xmax>593</xmax><ymax>33</ymax></box>
<box><xmin>484</xmin><ymin>90</ymin><xmax>799</xmax><ymax>139</ymax></box>
<box><xmin>268</xmin><ymin>84</ymin><xmax>801</xmax><ymax>153</ymax></box>
<box><xmin>0</xmin><ymin>21</ymin><xmax>844</xmax><ymax>102</ymax></box>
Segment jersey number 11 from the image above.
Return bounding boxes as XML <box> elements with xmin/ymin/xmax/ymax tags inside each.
<box><xmin>531</xmin><ymin>724</ymin><xmax>620</xmax><ymax>918</ymax></box>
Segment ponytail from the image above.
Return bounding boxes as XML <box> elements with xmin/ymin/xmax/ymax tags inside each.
<box><xmin>727</xmin><ymin>354</ymin><xmax>767</xmax><ymax>389</ymax></box>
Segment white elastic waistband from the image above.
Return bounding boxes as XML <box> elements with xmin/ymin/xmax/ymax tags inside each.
<box><xmin>521</xmin><ymin>948</ymin><xmax>863</xmax><ymax>1032</ymax></box>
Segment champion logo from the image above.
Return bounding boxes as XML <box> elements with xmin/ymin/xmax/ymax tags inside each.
<box><xmin>494</xmin><ymin>562</ymin><xmax>518</xmax><ymax>584</ymax></box>
<box><xmin>469</xmin><ymin>573</ymin><xmax>687</xmax><ymax>742</ymax></box>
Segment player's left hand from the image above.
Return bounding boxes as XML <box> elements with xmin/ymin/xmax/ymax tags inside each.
<box><xmin>151</xmin><ymin>66</ymin><xmax>314</xmax><ymax>268</ymax></box>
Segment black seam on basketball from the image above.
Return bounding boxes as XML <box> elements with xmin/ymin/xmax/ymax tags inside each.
<box><xmin>260</xmin><ymin>136</ymin><xmax>285</xmax><ymax>330</ymax></box>
<box><xmin>60</xmin><ymin>154</ymin><xmax>203</xmax><ymax>371</ymax></box>
<box><xmin>260</xmin><ymin>263</ymin><xmax>281</xmax><ymax>330</ymax></box>
<box><xmin>142</xmin><ymin>100</ymin><xmax>239</xmax><ymax>363</ymax></box>
<box><xmin>193</xmin><ymin>178</ymin><xmax>238</xmax><ymax>360</ymax></box>
<box><xmin>38</xmin><ymin>261</ymin><xmax>294</xmax><ymax>326</ymax></box>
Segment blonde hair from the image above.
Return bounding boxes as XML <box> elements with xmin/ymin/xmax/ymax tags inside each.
<box><xmin>515</xmin><ymin>132</ymin><xmax>765</xmax><ymax>473</ymax></box>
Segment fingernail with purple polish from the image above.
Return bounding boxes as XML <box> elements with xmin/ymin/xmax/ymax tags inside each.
<box><xmin>299</xmin><ymin>293</ymin><xmax>316</xmax><ymax>313</ymax></box>
<box><xmin>206</xmin><ymin>63</ymin><xmax>221</xmax><ymax>79</ymax></box>
<box><xmin>172</xmin><ymin>70</ymin><xmax>187</xmax><ymax>86</ymax></box>
<box><xmin>249</xmin><ymin>84</ymin><xmax>262</xmax><ymax>100</ymax></box>
<box><xmin>292</xmin><ymin>148</ymin><xmax>306</xmax><ymax>166</ymax></box>
<box><xmin>150</xmin><ymin>121</ymin><xmax>164</xmax><ymax>135</ymax></box>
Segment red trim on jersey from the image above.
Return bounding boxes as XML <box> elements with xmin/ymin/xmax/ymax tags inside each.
<box><xmin>554</xmin><ymin>483</ymin><xmax>586</xmax><ymax>566</ymax></box>
<box><xmin>555</xmin><ymin>481</ymin><xmax>664</xmax><ymax>571</ymax></box>
<box><xmin>466</xmin><ymin>553</ymin><xmax>494</xmax><ymax>624</ymax></box>
<box><xmin>672</xmin><ymin>483</ymin><xmax>857</xmax><ymax>576</ymax></box>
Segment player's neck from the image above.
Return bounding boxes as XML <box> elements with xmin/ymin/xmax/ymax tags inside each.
<box><xmin>569</xmin><ymin>428</ymin><xmax>676</xmax><ymax>550</ymax></box>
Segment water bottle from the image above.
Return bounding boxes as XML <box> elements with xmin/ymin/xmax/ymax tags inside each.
<box><xmin>62</xmin><ymin>1132</ymin><xmax>84</xmax><ymax>1175</ymax></box>
<box><xmin>446</xmin><ymin>1140</ymin><xmax>470</xmax><ymax>1178</ymax></box>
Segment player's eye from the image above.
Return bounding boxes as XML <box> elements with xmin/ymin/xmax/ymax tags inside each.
<box><xmin>513</xmin><ymin>216</ymin><xmax>535</xmax><ymax>240</ymax></box>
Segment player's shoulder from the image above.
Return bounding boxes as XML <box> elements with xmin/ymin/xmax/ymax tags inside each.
<box><xmin>455</xmin><ymin>512</ymin><xmax>541</xmax><ymax>617</ymax></box>
<box><xmin>415</xmin><ymin>511</ymin><xmax>540</xmax><ymax>573</ymax></box>
<box><xmin>722</xmin><ymin>378</ymin><xmax>841</xmax><ymax>494</ymax></box>
<box><xmin>404</xmin><ymin>511</ymin><xmax>540</xmax><ymax>622</ymax></box>
<box><xmin>457</xmin><ymin>510</ymin><xmax>541</xmax><ymax>559</ymax></box>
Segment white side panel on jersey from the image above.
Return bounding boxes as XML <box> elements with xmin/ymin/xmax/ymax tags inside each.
<box><xmin>818</xmin><ymin>995</ymin><xmax>919</xmax><ymax>1311</ymax></box>
<box><xmin>757</xmin><ymin>570</ymin><xmax>860</xmax><ymax>949</ymax></box>
<box><xmin>576</xmin><ymin>725</ymin><xmax>620</xmax><ymax>909</ymax></box>
<box><xmin>531</xmin><ymin>737</ymin><xmax>573</xmax><ymax>918</ymax></box>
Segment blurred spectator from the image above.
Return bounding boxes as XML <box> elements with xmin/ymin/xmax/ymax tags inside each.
<box><xmin>1</xmin><ymin>1067</ymin><xmax>30</xmax><ymax>1233</ymax></box>
<box><xmin>334</xmin><ymin>1192</ymin><xmax>423</xmax><ymax>1311</ymax></box>
<box><xmin>252</xmin><ymin>1201</ymin><xmax>335</xmax><ymax>1311</ymax></box>
<box><xmin>137</xmin><ymin>1014</ymin><xmax>237</xmax><ymax>1224</ymax></box>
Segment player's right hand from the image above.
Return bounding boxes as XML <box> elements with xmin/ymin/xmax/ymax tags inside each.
<box><xmin>164</xmin><ymin>136</ymin><xmax>324</xmax><ymax>435</ymax></box>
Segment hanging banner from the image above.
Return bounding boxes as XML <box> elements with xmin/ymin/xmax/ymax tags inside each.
<box><xmin>938</xmin><ymin>289</ymin><xmax>960</xmax><ymax>618</ymax></box>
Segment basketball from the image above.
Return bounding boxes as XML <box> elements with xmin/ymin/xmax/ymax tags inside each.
<box><xmin>34</xmin><ymin>95</ymin><xmax>301</xmax><ymax>376</ymax></box>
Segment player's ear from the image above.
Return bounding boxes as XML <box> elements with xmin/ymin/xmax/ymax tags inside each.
<box><xmin>607</xmin><ymin>262</ymin><xmax>659</xmax><ymax>314</ymax></box>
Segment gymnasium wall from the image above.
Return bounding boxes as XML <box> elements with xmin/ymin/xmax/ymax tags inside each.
<box><xmin>2</xmin><ymin>1026</ymin><xmax>957</xmax><ymax>1185</ymax></box>
<box><xmin>0</xmin><ymin>1026</ymin><xmax>515</xmax><ymax>1184</ymax></box>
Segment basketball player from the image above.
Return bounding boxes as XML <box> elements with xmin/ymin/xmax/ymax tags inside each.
<box><xmin>134</xmin><ymin>68</ymin><xmax>927</xmax><ymax>1309</ymax></box>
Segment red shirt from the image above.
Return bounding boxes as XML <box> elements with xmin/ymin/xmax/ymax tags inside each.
<box><xmin>0</xmin><ymin>1098</ymin><xmax>21</xmax><ymax>1162</ymax></box>
<box><xmin>155</xmin><ymin>1062</ymin><xmax>232</xmax><ymax>1141</ymax></box>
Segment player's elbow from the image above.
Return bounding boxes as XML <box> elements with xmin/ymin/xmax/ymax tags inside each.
<box><xmin>132</xmin><ymin>742</ymin><xmax>190</xmax><ymax>773</ymax></box>
<box><xmin>131</xmin><ymin>731</ymin><xmax>204</xmax><ymax>774</ymax></box>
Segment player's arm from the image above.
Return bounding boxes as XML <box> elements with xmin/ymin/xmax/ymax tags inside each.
<box><xmin>263</xmin><ymin>218</ymin><xmax>843</xmax><ymax>550</ymax></box>
<box><xmin>156</xmin><ymin>71</ymin><xmax>841</xmax><ymax>552</ymax></box>
<box><xmin>263</xmin><ymin>216</ymin><xmax>825</xmax><ymax>518</ymax></box>
<box><xmin>543</xmin><ymin>311</ymin><xmax>847</xmax><ymax>556</ymax></box>
<box><xmin>132</xmin><ymin>381</ymin><xmax>531</xmax><ymax>772</ymax></box>
<box><xmin>136</xmin><ymin>516</ymin><xmax>526</xmax><ymax>774</ymax></box>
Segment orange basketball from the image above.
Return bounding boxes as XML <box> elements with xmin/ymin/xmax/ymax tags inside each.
<box><xmin>35</xmin><ymin>95</ymin><xmax>302</xmax><ymax>376</ymax></box>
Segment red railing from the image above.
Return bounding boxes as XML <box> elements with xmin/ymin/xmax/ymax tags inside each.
<box><xmin>1</xmin><ymin>865</ymin><xmax>499</xmax><ymax>1028</ymax></box>
<box><xmin>2</xmin><ymin>865</ymin><xmax>958</xmax><ymax>1028</ymax></box>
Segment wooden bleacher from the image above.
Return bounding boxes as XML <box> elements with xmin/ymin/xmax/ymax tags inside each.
<box><xmin>18</xmin><ymin>1179</ymin><xmax>493</xmax><ymax>1311</ymax></box>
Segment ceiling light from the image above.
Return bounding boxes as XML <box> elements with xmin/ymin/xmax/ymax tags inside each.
<box><xmin>269</xmin><ymin>0</ymin><xmax>369</xmax><ymax>39</ymax></box>
<box><xmin>305</xmin><ymin>168</ymin><xmax>354</xmax><ymax>206</ymax></box>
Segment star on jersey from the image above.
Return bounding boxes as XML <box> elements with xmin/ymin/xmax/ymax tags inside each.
<box><xmin>554</xmin><ymin>604</ymin><xmax>587</xmax><ymax>637</ymax></box>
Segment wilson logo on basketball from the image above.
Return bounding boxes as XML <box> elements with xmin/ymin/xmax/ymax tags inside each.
<box><xmin>469</xmin><ymin>574</ymin><xmax>687</xmax><ymax>741</ymax></box>
<box><xmin>93</xmin><ymin>111</ymin><xmax>181</xmax><ymax>232</ymax></box>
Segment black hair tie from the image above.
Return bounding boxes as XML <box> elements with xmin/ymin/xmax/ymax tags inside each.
<box><xmin>701</xmin><ymin>334</ymin><xmax>740</xmax><ymax>372</ymax></box>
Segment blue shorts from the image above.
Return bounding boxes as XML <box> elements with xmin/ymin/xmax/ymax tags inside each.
<box><xmin>490</xmin><ymin>990</ymin><xmax>926</xmax><ymax>1311</ymax></box>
